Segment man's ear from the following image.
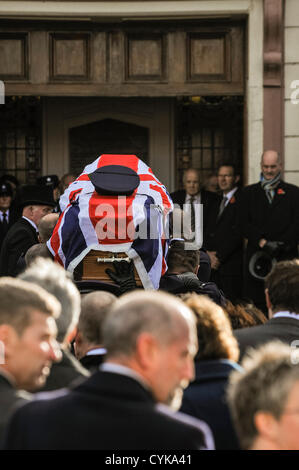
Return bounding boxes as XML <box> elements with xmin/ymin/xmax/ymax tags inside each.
<box><xmin>66</xmin><ymin>325</ymin><xmax>78</xmax><ymax>345</ymax></box>
<box><xmin>235</xmin><ymin>175</ymin><xmax>240</xmax><ymax>184</ymax></box>
<box><xmin>265</xmin><ymin>288</ymin><xmax>273</xmax><ymax>317</ymax></box>
<box><xmin>135</xmin><ymin>333</ymin><xmax>158</xmax><ymax>370</ymax></box>
<box><xmin>0</xmin><ymin>324</ymin><xmax>18</xmax><ymax>360</ymax></box>
<box><xmin>254</xmin><ymin>411</ymin><xmax>278</xmax><ymax>442</ymax></box>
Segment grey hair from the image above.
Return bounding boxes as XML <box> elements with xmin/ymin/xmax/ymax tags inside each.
<box><xmin>25</xmin><ymin>243</ymin><xmax>52</xmax><ymax>266</ymax></box>
<box><xmin>19</xmin><ymin>258</ymin><xmax>80</xmax><ymax>344</ymax></box>
<box><xmin>79</xmin><ymin>291</ymin><xmax>116</xmax><ymax>344</ymax></box>
<box><xmin>227</xmin><ymin>341</ymin><xmax>299</xmax><ymax>449</ymax></box>
<box><xmin>102</xmin><ymin>290</ymin><xmax>197</xmax><ymax>359</ymax></box>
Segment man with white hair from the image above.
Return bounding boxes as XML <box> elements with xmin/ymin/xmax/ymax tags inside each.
<box><xmin>19</xmin><ymin>258</ymin><xmax>89</xmax><ymax>391</ymax></box>
<box><xmin>4</xmin><ymin>290</ymin><xmax>214</xmax><ymax>450</ymax></box>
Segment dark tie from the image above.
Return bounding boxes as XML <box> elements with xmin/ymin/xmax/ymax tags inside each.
<box><xmin>2</xmin><ymin>212</ymin><xmax>8</xmax><ymax>231</ymax></box>
<box><xmin>189</xmin><ymin>196</ymin><xmax>195</xmax><ymax>233</ymax></box>
<box><xmin>218</xmin><ymin>196</ymin><xmax>228</xmax><ymax>218</ymax></box>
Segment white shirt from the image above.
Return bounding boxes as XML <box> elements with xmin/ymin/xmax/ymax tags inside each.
<box><xmin>86</xmin><ymin>347</ymin><xmax>107</xmax><ymax>356</ymax></box>
<box><xmin>100</xmin><ymin>362</ymin><xmax>150</xmax><ymax>391</ymax></box>
<box><xmin>222</xmin><ymin>187</ymin><xmax>238</xmax><ymax>207</ymax></box>
<box><xmin>0</xmin><ymin>210</ymin><xmax>9</xmax><ymax>223</ymax></box>
<box><xmin>273</xmin><ymin>311</ymin><xmax>299</xmax><ymax>320</ymax></box>
<box><xmin>22</xmin><ymin>216</ymin><xmax>38</xmax><ymax>233</ymax></box>
<box><xmin>185</xmin><ymin>193</ymin><xmax>201</xmax><ymax>205</ymax></box>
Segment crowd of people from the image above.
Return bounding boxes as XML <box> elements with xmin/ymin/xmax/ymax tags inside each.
<box><xmin>0</xmin><ymin>151</ymin><xmax>298</xmax><ymax>451</ymax></box>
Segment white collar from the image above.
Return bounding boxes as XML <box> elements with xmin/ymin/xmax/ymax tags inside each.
<box><xmin>185</xmin><ymin>193</ymin><xmax>201</xmax><ymax>203</ymax></box>
<box><xmin>22</xmin><ymin>216</ymin><xmax>38</xmax><ymax>232</ymax></box>
<box><xmin>86</xmin><ymin>347</ymin><xmax>106</xmax><ymax>356</ymax></box>
<box><xmin>100</xmin><ymin>362</ymin><xmax>150</xmax><ymax>391</ymax></box>
<box><xmin>273</xmin><ymin>311</ymin><xmax>299</xmax><ymax>320</ymax></box>
<box><xmin>222</xmin><ymin>187</ymin><xmax>238</xmax><ymax>203</ymax></box>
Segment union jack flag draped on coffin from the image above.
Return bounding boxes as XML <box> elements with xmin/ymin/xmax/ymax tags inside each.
<box><xmin>47</xmin><ymin>154</ymin><xmax>173</xmax><ymax>289</ymax></box>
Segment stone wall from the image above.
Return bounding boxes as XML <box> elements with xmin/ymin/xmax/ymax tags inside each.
<box><xmin>284</xmin><ymin>0</ymin><xmax>299</xmax><ymax>185</ymax></box>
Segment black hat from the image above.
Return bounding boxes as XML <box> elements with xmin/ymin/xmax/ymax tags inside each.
<box><xmin>16</xmin><ymin>184</ymin><xmax>56</xmax><ymax>209</ymax></box>
<box><xmin>89</xmin><ymin>165</ymin><xmax>140</xmax><ymax>196</ymax></box>
<box><xmin>37</xmin><ymin>174</ymin><xmax>60</xmax><ymax>189</ymax></box>
<box><xmin>0</xmin><ymin>182</ymin><xmax>13</xmax><ymax>197</ymax></box>
<box><xmin>0</xmin><ymin>174</ymin><xmax>20</xmax><ymax>188</ymax></box>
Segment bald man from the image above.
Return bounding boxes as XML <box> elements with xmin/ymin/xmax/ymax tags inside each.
<box><xmin>241</xmin><ymin>150</ymin><xmax>299</xmax><ymax>311</ymax></box>
<box><xmin>171</xmin><ymin>169</ymin><xmax>220</xmax><ymax>245</ymax></box>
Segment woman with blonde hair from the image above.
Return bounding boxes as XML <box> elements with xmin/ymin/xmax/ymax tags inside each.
<box><xmin>180</xmin><ymin>294</ymin><xmax>242</xmax><ymax>449</ymax></box>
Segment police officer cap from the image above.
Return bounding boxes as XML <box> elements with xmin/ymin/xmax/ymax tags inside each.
<box><xmin>89</xmin><ymin>165</ymin><xmax>140</xmax><ymax>196</ymax></box>
<box><xmin>0</xmin><ymin>182</ymin><xmax>13</xmax><ymax>197</ymax></box>
<box><xmin>37</xmin><ymin>174</ymin><xmax>60</xmax><ymax>189</ymax></box>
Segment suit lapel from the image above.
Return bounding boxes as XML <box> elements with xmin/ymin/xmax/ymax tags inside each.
<box><xmin>271</xmin><ymin>182</ymin><xmax>287</xmax><ymax>209</ymax></box>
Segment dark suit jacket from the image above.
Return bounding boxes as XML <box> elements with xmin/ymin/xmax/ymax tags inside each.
<box><xmin>0</xmin><ymin>218</ymin><xmax>39</xmax><ymax>276</ymax></box>
<box><xmin>4</xmin><ymin>371</ymin><xmax>213</xmax><ymax>450</ymax></box>
<box><xmin>0</xmin><ymin>374</ymin><xmax>31</xmax><ymax>447</ymax></box>
<box><xmin>37</xmin><ymin>348</ymin><xmax>90</xmax><ymax>392</ymax></box>
<box><xmin>241</xmin><ymin>180</ymin><xmax>299</xmax><ymax>258</ymax></box>
<box><xmin>0</xmin><ymin>209</ymin><xmax>19</xmax><ymax>251</ymax></box>
<box><xmin>235</xmin><ymin>317</ymin><xmax>299</xmax><ymax>360</ymax></box>
<box><xmin>80</xmin><ymin>352</ymin><xmax>106</xmax><ymax>372</ymax></box>
<box><xmin>205</xmin><ymin>188</ymin><xmax>243</xmax><ymax>274</ymax></box>
<box><xmin>180</xmin><ymin>360</ymin><xmax>240</xmax><ymax>450</ymax></box>
<box><xmin>170</xmin><ymin>189</ymin><xmax>221</xmax><ymax>246</ymax></box>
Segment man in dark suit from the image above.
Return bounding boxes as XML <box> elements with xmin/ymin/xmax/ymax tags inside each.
<box><xmin>0</xmin><ymin>182</ymin><xmax>19</xmax><ymax>251</ymax></box>
<box><xmin>241</xmin><ymin>150</ymin><xmax>299</xmax><ymax>310</ymax></box>
<box><xmin>0</xmin><ymin>184</ymin><xmax>55</xmax><ymax>277</ymax></box>
<box><xmin>4</xmin><ymin>290</ymin><xmax>214</xmax><ymax>450</ymax></box>
<box><xmin>205</xmin><ymin>163</ymin><xmax>243</xmax><ymax>302</ymax></box>
<box><xmin>74</xmin><ymin>291</ymin><xmax>117</xmax><ymax>372</ymax></box>
<box><xmin>0</xmin><ymin>277</ymin><xmax>61</xmax><ymax>445</ymax></box>
<box><xmin>171</xmin><ymin>168</ymin><xmax>220</xmax><ymax>244</ymax></box>
<box><xmin>235</xmin><ymin>260</ymin><xmax>299</xmax><ymax>359</ymax></box>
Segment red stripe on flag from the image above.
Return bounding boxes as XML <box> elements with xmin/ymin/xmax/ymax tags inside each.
<box><xmin>139</xmin><ymin>174</ymin><xmax>162</xmax><ymax>185</ymax></box>
<box><xmin>76</xmin><ymin>174</ymin><xmax>90</xmax><ymax>181</ymax></box>
<box><xmin>88</xmin><ymin>192</ymin><xmax>135</xmax><ymax>244</ymax></box>
<box><xmin>50</xmin><ymin>213</ymin><xmax>64</xmax><ymax>265</ymax></box>
<box><xmin>149</xmin><ymin>184</ymin><xmax>172</xmax><ymax>209</ymax></box>
<box><xmin>69</xmin><ymin>188</ymin><xmax>82</xmax><ymax>203</ymax></box>
<box><xmin>97</xmin><ymin>155</ymin><xmax>139</xmax><ymax>173</ymax></box>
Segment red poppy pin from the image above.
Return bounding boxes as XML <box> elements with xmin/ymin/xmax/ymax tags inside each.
<box><xmin>230</xmin><ymin>196</ymin><xmax>236</xmax><ymax>204</ymax></box>
<box><xmin>277</xmin><ymin>188</ymin><xmax>285</xmax><ymax>195</ymax></box>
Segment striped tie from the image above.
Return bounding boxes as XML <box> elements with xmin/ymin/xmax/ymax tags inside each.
<box><xmin>189</xmin><ymin>196</ymin><xmax>195</xmax><ymax>233</ymax></box>
<box><xmin>218</xmin><ymin>196</ymin><xmax>228</xmax><ymax>218</ymax></box>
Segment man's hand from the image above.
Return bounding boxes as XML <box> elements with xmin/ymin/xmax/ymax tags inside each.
<box><xmin>106</xmin><ymin>260</ymin><xmax>137</xmax><ymax>294</ymax></box>
<box><xmin>259</xmin><ymin>238</ymin><xmax>267</xmax><ymax>249</ymax></box>
<box><xmin>207</xmin><ymin>251</ymin><xmax>220</xmax><ymax>270</ymax></box>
